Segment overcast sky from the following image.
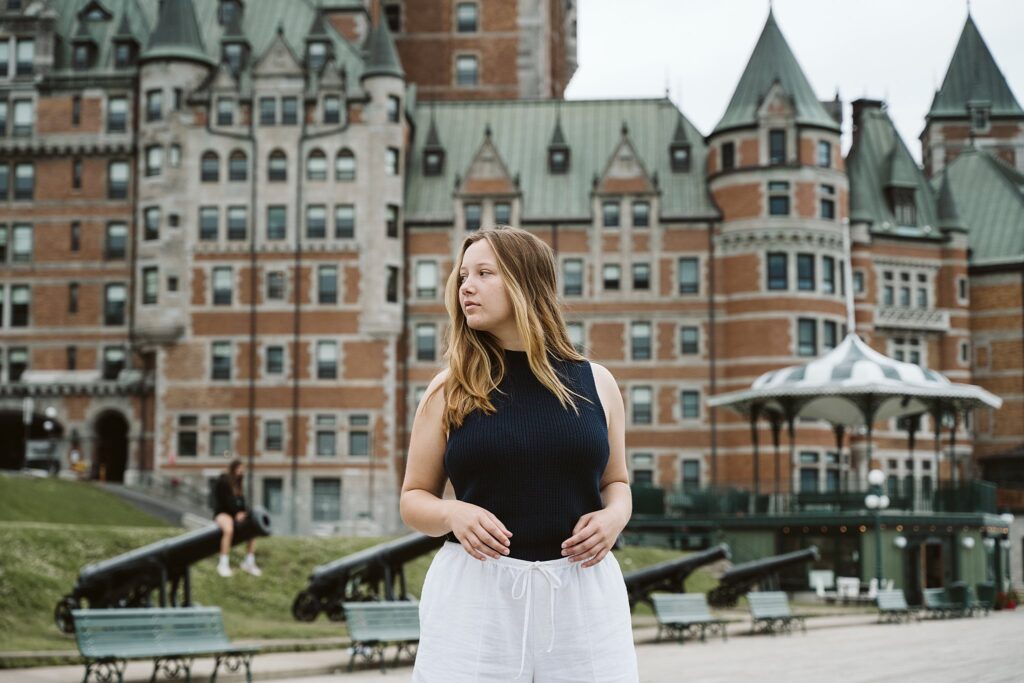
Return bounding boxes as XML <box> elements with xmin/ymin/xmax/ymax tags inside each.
<box><xmin>565</xmin><ymin>0</ymin><xmax>1024</xmax><ymax>162</ymax></box>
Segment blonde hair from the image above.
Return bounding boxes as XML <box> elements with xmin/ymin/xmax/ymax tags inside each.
<box><xmin>433</xmin><ymin>225</ymin><xmax>589</xmax><ymax>435</ymax></box>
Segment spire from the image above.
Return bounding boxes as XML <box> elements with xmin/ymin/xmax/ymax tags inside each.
<box><xmin>549</xmin><ymin>110</ymin><xmax>567</xmax><ymax>147</ymax></box>
<box><xmin>929</xmin><ymin>15</ymin><xmax>1023</xmax><ymax>118</ymax></box>
<box><xmin>714</xmin><ymin>10</ymin><xmax>838</xmax><ymax>133</ymax></box>
<box><xmin>112</xmin><ymin>10</ymin><xmax>134</xmax><ymax>41</ymax></box>
<box><xmin>362</xmin><ymin>20</ymin><xmax>404</xmax><ymax>79</ymax></box>
<box><xmin>672</xmin><ymin>112</ymin><xmax>689</xmax><ymax>144</ymax></box>
<box><xmin>936</xmin><ymin>173</ymin><xmax>966</xmax><ymax>232</ymax></box>
<box><xmin>425</xmin><ymin>108</ymin><xmax>442</xmax><ymax>148</ymax></box>
<box><xmin>308</xmin><ymin>10</ymin><xmax>329</xmax><ymax>38</ymax></box>
<box><xmin>142</xmin><ymin>0</ymin><xmax>214</xmax><ymax>66</ymax></box>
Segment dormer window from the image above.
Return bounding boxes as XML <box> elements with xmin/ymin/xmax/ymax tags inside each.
<box><xmin>669</xmin><ymin>143</ymin><xmax>690</xmax><ymax>172</ymax></box>
<box><xmin>423</xmin><ymin>148</ymin><xmax>444</xmax><ymax>176</ymax></box>
<box><xmin>113</xmin><ymin>42</ymin><xmax>135</xmax><ymax>68</ymax></box>
<box><xmin>548</xmin><ymin>147</ymin><xmax>569</xmax><ymax>174</ymax></box>
<box><xmin>888</xmin><ymin>188</ymin><xmax>916</xmax><ymax>226</ymax></box>
<box><xmin>969</xmin><ymin>104</ymin><xmax>990</xmax><ymax>133</ymax></box>
<box><xmin>72</xmin><ymin>44</ymin><xmax>92</xmax><ymax>70</ymax></box>
<box><xmin>218</xmin><ymin>0</ymin><xmax>240</xmax><ymax>26</ymax></box>
<box><xmin>223</xmin><ymin>43</ymin><xmax>245</xmax><ymax>72</ymax></box>
<box><xmin>307</xmin><ymin>41</ymin><xmax>328</xmax><ymax>73</ymax></box>
<box><xmin>80</xmin><ymin>2</ymin><xmax>111</xmax><ymax>21</ymax></box>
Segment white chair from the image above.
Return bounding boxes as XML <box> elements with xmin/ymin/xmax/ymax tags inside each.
<box><xmin>809</xmin><ymin>570</ymin><xmax>836</xmax><ymax>601</ymax></box>
<box><xmin>836</xmin><ymin>576</ymin><xmax>860</xmax><ymax>602</ymax></box>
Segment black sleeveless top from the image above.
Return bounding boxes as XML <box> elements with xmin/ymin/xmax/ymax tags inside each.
<box><xmin>443</xmin><ymin>349</ymin><xmax>609</xmax><ymax>561</ymax></box>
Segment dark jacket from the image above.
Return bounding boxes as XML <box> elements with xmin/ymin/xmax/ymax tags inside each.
<box><xmin>213</xmin><ymin>473</ymin><xmax>246</xmax><ymax>517</ymax></box>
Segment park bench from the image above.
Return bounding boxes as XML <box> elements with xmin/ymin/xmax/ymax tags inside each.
<box><xmin>72</xmin><ymin>606</ymin><xmax>258</xmax><ymax>683</ymax></box>
<box><xmin>922</xmin><ymin>588</ymin><xmax>966</xmax><ymax>618</ymax></box>
<box><xmin>746</xmin><ymin>591</ymin><xmax>807</xmax><ymax>635</ymax></box>
<box><xmin>651</xmin><ymin>593</ymin><xmax>729</xmax><ymax>644</ymax></box>
<box><xmin>343</xmin><ymin>601</ymin><xmax>420</xmax><ymax>672</ymax></box>
<box><xmin>876</xmin><ymin>589</ymin><xmax>917</xmax><ymax>623</ymax></box>
<box><xmin>971</xmin><ymin>582</ymin><xmax>995</xmax><ymax>616</ymax></box>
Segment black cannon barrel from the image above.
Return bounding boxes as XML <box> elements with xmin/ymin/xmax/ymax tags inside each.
<box><xmin>708</xmin><ymin>545</ymin><xmax>819</xmax><ymax>607</ymax></box>
<box><xmin>622</xmin><ymin>543</ymin><xmax>731</xmax><ymax>610</ymax></box>
<box><xmin>55</xmin><ymin>507</ymin><xmax>272</xmax><ymax>633</ymax></box>
<box><xmin>293</xmin><ymin>532</ymin><xmax>445</xmax><ymax>622</ymax></box>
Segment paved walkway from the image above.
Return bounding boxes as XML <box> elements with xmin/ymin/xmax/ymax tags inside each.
<box><xmin>2</xmin><ymin>611</ymin><xmax>1020</xmax><ymax>682</ymax></box>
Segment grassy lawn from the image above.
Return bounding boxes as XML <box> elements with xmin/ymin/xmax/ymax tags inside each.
<box><xmin>0</xmin><ymin>475</ymin><xmax>717</xmax><ymax>662</ymax></box>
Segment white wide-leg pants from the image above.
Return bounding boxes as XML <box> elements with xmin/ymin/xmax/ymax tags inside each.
<box><xmin>412</xmin><ymin>542</ymin><xmax>638</xmax><ymax>682</ymax></box>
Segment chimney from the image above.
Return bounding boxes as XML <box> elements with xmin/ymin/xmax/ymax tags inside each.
<box><xmin>851</xmin><ymin>98</ymin><xmax>884</xmax><ymax>147</ymax></box>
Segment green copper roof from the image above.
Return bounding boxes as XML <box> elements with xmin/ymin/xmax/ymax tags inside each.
<box><xmin>940</xmin><ymin>149</ymin><xmax>1024</xmax><ymax>265</ymax></box>
<box><xmin>362</xmin><ymin>21</ymin><xmax>404</xmax><ymax>79</ymax></box>
<box><xmin>935</xmin><ymin>173</ymin><xmax>966</xmax><ymax>232</ymax></box>
<box><xmin>142</xmin><ymin>0</ymin><xmax>214</xmax><ymax>65</ymax></box>
<box><xmin>714</xmin><ymin>11</ymin><xmax>839</xmax><ymax>133</ymax></box>
<box><xmin>929</xmin><ymin>16</ymin><xmax>1024</xmax><ymax>119</ymax></box>
<box><xmin>51</xmin><ymin>1</ymin><xmax>366</xmax><ymax>86</ymax></box>
<box><xmin>846</xmin><ymin>104</ymin><xmax>939</xmax><ymax>236</ymax></box>
<box><xmin>406</xmin><ymin>98</ymin><xmax>717</xmax><ymax>223</ymax></box>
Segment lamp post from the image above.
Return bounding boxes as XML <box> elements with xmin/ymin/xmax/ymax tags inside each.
<box><xmin>865</xmin><ymin>468</ymin><xmax>891</xmax><ymax>584</ymax></box>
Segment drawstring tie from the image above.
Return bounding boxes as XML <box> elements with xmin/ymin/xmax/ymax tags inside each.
<box><xmin>510</xmin><ymin>562</ymin><xmax>563</xmax><ymax>679</ymax></box>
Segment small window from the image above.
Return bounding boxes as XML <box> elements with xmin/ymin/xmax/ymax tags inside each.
<box><xmin>11</xmin><ymin>224</ymin><xmax>32</xmax><ymax>262</ymax></box>
<box><xmin>114</xmin><ymin>42</ymin><xmax>133</xmax><ymax>68</ymax></box>
<box><xmin>721</xmin><ymin>141</ymin><xmax>735</xmax><ymax>170</ymax></box>
<box><xmin>548</xmin><ymin>147</ymin><xmax>569</xmax><ymax>174</ymax></box>
<box><xmin>768</xmin><ymin>181</ymin><xmax>790</xmax><ymax>216</ymax></box>
<box><xmin>104</xmin><ymin>346</ymin><xmax>127</xmax><ymax>380</ymax></box>
<box><xmin>494</xmin><ymin>202</ymin><xmax>511</xmax><ymax>226</ymax></box>
<box><xmin>105</xmin><ymin>223</ymin><xmax>127</xmax><ymax>259</ymax></box>
<box><xmin>227</xmin><ymin>206</ymin><xmax>247</xmax><ymax>241</ymax></box>
<box><xmin>386</xmin><ymin>96</ymin><xmax>401</xmax><ymax>123</ymax></box>
<box><xmin>266</xmin><ymin>346</ymin><xmax>284</xmax><ymax>374</ymax></box>
<box><xmin>104</xmin><ymin>283</ymin><xmax>126</xmax><ymax>325</ymax></box>
<box><xmin>212</xmin><ymin>267</ymin><xmax>233</xmax><ymax>305</ymax></box>
<box><xmin>456</xmin><ymin>55</ymin><xmax>478</xmax><ymax>87</ymax></box>
<box><xmin>201</xmin><ymin>151</ymin><xmax>219</xmax><ymax>182</ymax></box>
<box><xmin>767</xmin><ymin>252</ymin><xmax>788</xmax><ymax>290</ymax></box>
<box><xmin>797</xmin><ymin>318</ymin><xmax>817</xmax><ymax>357</ymax></box>
<box><xmin>820</xmin><ymin>184</ymin><xmax>836</xmax><ymax>219</ymax></box>
<box><xmin>632</xmin><ymin>201</ymin><xmax>649</xmax><ymax>228</ymax></box>
<box><xmin>307</xmin><ymin>150</ymin><xmax>327</xmax><ymax>181</ymax></box>
<box><xmin>797</xmin><ymin>253</ymin><xmax>815</xmax><ymax>291</ymax></box>
<box><xmin>822</xmin><ymin>256</ymin><xmax>836</xmax><ymax>294</ymax></box>
<box><xmin>143</xmin><ymin>206</ymin><xmax>160</xmax><ymax>241</ymax></box>
<box><xmin>14</xmin><ymin>162</ymin><xmax>33</xmax><ymax>200</ymax></box>
<box><xmin>266</xmin><ymin>205</ymin><xmax>286</xmax><ymax>241</ymax></box>
<box><xmin>386</xmin><ymin>204</ymin><xmax>400</xmax><ymax>238</ymax></box>
<box><xmin>107</xmin><ymin>96</ymin><xmax>127</xmax><ymax>133</ymax></box>
<box><xmin>680</xmin><ymin>326</ymin><xmax>699</xmax><ymax>355</ymax></box>
<box><xmin>324</xmin><ymin>95</ymin><xmax>341</xmax><ymax>124</ymax></box>
<box><xmin>199</xmin><ymin>207</ymin><xmax>218</xmax><ymax>241</ymax></box>
<box><xmin>602</xmin><ymin>263</ymin><xmax>621</xmax><ymax>291</ymax></box>
<box><xmin>264</xmin><ymin>421</ymin><xmax>283</xmax><ymax>451</ymax></box>
<box><xmin>306</xmin><ymin>205</ymin><xmax>327</xmax><ymax>239</ymax></box>
<box><xmin>12</xmin><ymin>99</ymin><xmax>33</xmax><ymax>137</ymax></box>
<box><xmin>823</xmin><ymin>320</ymin><xmax>837</xmax><ymax>351</ymax></box>
<box><xmin>318</xmin><ymin>265</ymin><xmax>338</xmax><ymax>305</ymax></box>
<box><xmin>415</xmin><ymin>261</ymin><xmax>438</xmax><ymax>299</ymax></box>
<box><xmin>464</xmin><ymin>203</ymin><xmax>481</xmax><ymax>231</ymax></box>
<box><xmin>768</xmin><ymin>129</ymin><xmax>786</xmax><ymax>165</ymax></box>
<box><xmin>212</xmin><ymin>342</ymin><xmax>232</xmax><ymax>380</ymax></box>
<box><xmin>142</xmin><ymin>266</ymin><xmax>159</xmax><ymax>305</ymax></box>
<box><xmin>228</xmin><ymin>151</ymin><xmax>247</xmax><ymax>181</ymax></box>
<box><xmin>632</xmin><ymin>263</ymin><xmax>650</xmax><ymax>291</ymax></box>
<box><xmin>678</xmin><ymin>257</ymin><xmax>699</xmax><ymax>295</ymax></box>
<box><xmin>681</xmin><ymin>390</ymin><xmax>700</xmax><ymax>419</ymax></box>
<box><xmin>70</xmin><ymin>222</ymin><xmax>81</xmax><ymax>252</ymax></box>
<box><xmin>72</xmin><ymin>96</ymin><xmax>81</xmax><ymax>126</ymax></box>
<box><xmin>567</xmin><ymin>322</ymin><xmax>585</xmax><ymax>353</ymax></box>
<box><xmin>177</xmin><ymin>416</ymin><xmax>199</xmax><ymax>456</ymax></box>
<box><xmin>15</xmin><ymin>38</ymin><xmax>33</xmax><ymax>76</ymax></box>
<box><xmin>386</xmin><ymin>265</ymin><xmax>399</xmax><ymax>303</ymax></box>
<box><xmin>312</xmin><ymin>478</ymin><xmax>340</xmax><ymax>520</ymax></box>
<box><xmin>307</xmin><ymin>41</ymin><xmax>328</xmax><ymax>73</ymax></box>
<box><xmin>424</xmin><ymin>149</ymin><xmax>444</xmax><ymax>176</ymax></box>
<box><xmin>385</xmin><ymin>147</ymin><xmax>399</xmax><ymax>176</ymax></box>
<box><xmin>145</xmin><ymin>89</ymin><xmax>162</xmax><ymax>122</ymax></box>
<box><xmin>266</xmin><ymin>272</ymin><xmax>285</xmax><ymax>301</ymax></box>
<box><xmin>416</xmin><ymin>323</ymin><xmax>436</xmax><ymax>362</ymax></box>
<box><xmin>602</xmin><ymin>201</ymin><xmax>620</xmax><ymax>227</ymax></box>
<box><xmin>631</xmin><ymin>386</ymin><xmax>652</xmax><ymax>425</ymax></box>
<box><xmin>316</xmin><ymin>341</ymin><xmax>337</xmax><ymax>379</ymax></box>
<box><xmin>71</xmin><ymin>157</ymin><xmax>83</xmax><ymax>189</ymax></box>
<box><xmin>853</xmin><ymin>270</ymin><xmax>865</xmax><ymax>295</ymax></box>
<box><xmin>145</xmin><ymin>145</ymin><xmax>163</xmax><ymax>176</ymax></box>
<box><xmin>281</xmin><ymin>97</ymin><xmax>298</xmax><ymax>125</ymax></box>
<box><xmin>334</xmin><ymin>204</ymin><xmax>355</xmax><ymax>239</ymax></box>
<box><xmin>670</xmin><ymin>144</ymin><xmax>690</xmax><ymax>172</ymax></box>
<box><xmin>563</xmin><ymin>259</ymin><xmax>583</xmax><ymax>297</ymax></box>
<box><xmin>336</xmin><ymin>149</ymin><xmax>355</xmax><ymax>180</ymax></box>
<box><xmin>259</xmin><ymin>97</ymin><xmax>276</xmax><ymax>125</ymax></box>
<box><xmin>817</xmin><ymin>140</ymin><xmax>832</xmax><ymax>168</ymax></box>
<box><xmin>630</xmin><ymin>321</ymin><xmax>651</xmax><ymax>361</ymax></box>
<box><xmin>268</xmin><ymin>150</ymin><xmax>287</xmax><ymax>181</ymax></box>
<box><xmin>223</xmin><ymin>43</ymin><xmax>244</xmax><ymax>72</ymax></box>
<box><xmin>456</xmin><ymin>2</ymin><xmax>478</xmax><ymax>32</ymax></box>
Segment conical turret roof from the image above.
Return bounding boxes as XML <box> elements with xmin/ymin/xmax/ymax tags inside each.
<box><xmin>362</xmin><ymin>20</ymin><xmax>403</xmax><ymax>79</ymax></box>
<box><xmin>142</xmin><ymin>0</ymin><xmax>214</xmax><ymax>66</ymax></box>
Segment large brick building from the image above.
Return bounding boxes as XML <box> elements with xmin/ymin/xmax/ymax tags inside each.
<box><xmin>0</xmin><ymin>1</ymin><xmax>1020</xmax><ymax>534</ymax></box>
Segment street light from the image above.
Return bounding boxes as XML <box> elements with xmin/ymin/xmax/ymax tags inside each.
<box><xmin>865</xmin><ymin>468</ymin><xmax>890</xmax><ymax>584</ymax></box>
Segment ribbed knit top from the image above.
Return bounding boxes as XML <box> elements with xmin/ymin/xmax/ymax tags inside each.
<box><xmin>444</xmin><ymin>349</ymin><xmax>609</xmax><ymax>561</ymax></box>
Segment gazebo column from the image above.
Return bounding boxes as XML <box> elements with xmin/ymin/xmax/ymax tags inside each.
<box><xmin>831</xmin><ymin>424</ymin><xmax>846</xmax><ymax>493</ymax></box>
<box><xmin>929</xmin><ymin>403</ymin><xmax>944</xmax><ymax>493</ymax></box>
<box><xmin>905</xmin><ymin>414</ymin><xmax>919</xmax><ymax>510</ymax></box>
<box><xmin>769</xmin><ymin>412</ymin><xmax>782</xmax><ymax>513</ymax></box>
<box><xmin>856</xmin><ymin>395</ymin><xmax>881</xmax><ymax>491</ymax></box>
<box><xmin>749</xmin><ymin>403</ymin><xmax>763</xmax><ymax>513</ymax></box>
<box><xmin>948</xmin><ymin>411</ymin><xmax>960</xmax><ymax>487</ymax></box>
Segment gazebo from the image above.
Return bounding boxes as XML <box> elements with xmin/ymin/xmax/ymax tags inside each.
<box><xmin>708</xmin><ymin>228</ymin><xmax>1003</xmax><ymax>505</ymax></box>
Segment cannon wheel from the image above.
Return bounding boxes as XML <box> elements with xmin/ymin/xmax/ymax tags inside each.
<box><xmin>291</xmin><ymin>591</ymin><xmax>320</xmax><ymax>622</ymax></box>
<box><xmin>54</xmin><ymin>596</ymin><xmax>79</xmax><ymax>634</ymax></box>
<box><xmin>326</xmin><ymin>601</ymin><xmax>347</xmax><ymax>622</ymax></box>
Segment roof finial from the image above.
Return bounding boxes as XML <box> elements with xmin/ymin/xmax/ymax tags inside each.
<box><xmin>966</xmin><ymin>0</ymin><xmax>971</xmax><ymax>17</ymax></box>
<box><xmin>621</xmin><ymin>120</ymin><xmax>628</xmax><ymax>137</ymax></box>
<box><xmin>484</xmin><ymin>123</ymin><xmax>492</xmax><ymax>139</ymax></box>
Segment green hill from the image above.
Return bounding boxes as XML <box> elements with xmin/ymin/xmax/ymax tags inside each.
<box><xmin>0</xmin><ymin>475</ymin><xmax>717</xmax><ymax>660</ymax></box>
<box><xmin>0</xmin><ymin>475</ymin><xmax>168</xmax><ymax>527</ymax></box>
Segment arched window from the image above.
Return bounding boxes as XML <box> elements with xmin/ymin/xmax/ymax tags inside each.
<box><xmin>228</xmin><ymin>150</ymin><xmax>248</xmax><ymax>182</ymax></box>
<box><xmin>200</xmin><ymin>151</ymin><xmax>219</xmax><ymax>182</ymax></box>
<box><xmin>268</xmin><ymin>149</ymin><xmax>287</xmax><ymax>182</ymax></box>
<box><xmin>307</xmin><ymin>149</ymin><xmax>327</xmax><ymax>181</ymax></box>
<box><xmin>335</xmin><ymin>149</ymin><xmax>355</xmax><ymax>181</ymax></box>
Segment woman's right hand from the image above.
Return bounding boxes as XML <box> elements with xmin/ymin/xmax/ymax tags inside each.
<box><xmin>445</xmin><ymin>501</ymin><xmax>512</xmax><ymax>561</ymax></box>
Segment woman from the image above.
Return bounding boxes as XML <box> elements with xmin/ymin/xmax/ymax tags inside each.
<box><xmin>213</xmin><ymin>458</ymin><xmax>261</xmax><ymax>577</ymax></box>
<box><xmin>401</xmin><ymin>226</ymin><xmax>638</xmax><ymax>681</ymax></box>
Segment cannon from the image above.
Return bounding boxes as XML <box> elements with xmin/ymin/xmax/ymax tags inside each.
<box><xmin>622</xmin><ymin>543</ymin><xmax>731</xmax><ymax>610</ymax></box>
<box><xmin>292</xmin><ymin>532</ymin><xmax>446</xmax><ymax>622</ymax></box>
<box><xmin>54</xmin><ymin>506</ymin><xmax>272</xmax><ymax>634</ymax></box>
<box><xmin>707</xmin><ymin>545</ymin><xmax>819</xmax><ymax>607</ymax></box>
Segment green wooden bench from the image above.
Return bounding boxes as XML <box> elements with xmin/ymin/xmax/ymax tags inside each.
<box><xmin>922</xmin><ymin>588</ymin><xmax>966</xmax><ymax>618</ymax></box>
<box><xmin>972</xmin><ymin>582</ymin><xmax>995</xmax><ymax>616</ymax></box>
<box><xmin>746</xmin><ymin>591</ymin><xmax>807</xmax><ymax>635</ymax></box>
<box><xmin>72</xmin><ymin>606</ymin><xmax>259</xmax><ymax>683</ymax></box>
<box><xmin>876</xmin><ymin>589</ymin><xmax>918</xmax><ymax>623</ymax></box>
<box><xmin>651</xmin><ymin>594</ymin><xmax>728</xmax><ymax>644</ymax></box>
<box><xmin>343</xmin><ymin>601</ymin><xmax>420</xmax><ymax>672</ymax></box>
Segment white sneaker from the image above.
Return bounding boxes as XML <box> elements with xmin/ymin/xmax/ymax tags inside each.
<box><xmin>217</xmin><ymin>563</ymin><xmax>233</xmax><ymax>578</ymax></box>
<box><xmin>240</xmin><ymin>560</ymin><xmax>262</xmax><ymax>577</ymax></box>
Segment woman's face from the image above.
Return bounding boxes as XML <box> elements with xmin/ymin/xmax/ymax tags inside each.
<box><xmin>458</xmin><ymin>239</ymin><xmax>516</xmax><ymax>341</ymax></box>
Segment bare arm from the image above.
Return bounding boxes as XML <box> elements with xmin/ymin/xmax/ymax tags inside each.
<box><xmin>399</xmin><ymin>370</ymin><xmax>512</xmax><ymax>560</ymax></box>
<box><xmin>561</xmin><ymin>362</ymin><xmax>632</xmax><ymax>568</ymax></box>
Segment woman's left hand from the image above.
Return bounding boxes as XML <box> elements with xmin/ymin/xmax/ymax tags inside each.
<box><xmin>561</xmin><ymin>509</ymin><xmax>627</xmax><ymax>568</ymax></box>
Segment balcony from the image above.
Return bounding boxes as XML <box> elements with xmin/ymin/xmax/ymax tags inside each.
<box><xmin>631</xmin><ymin>480</ymin><xmax>998</xmax><ymax>517</ymax></box>
<box><xmin>875</xmin><ymin>306</ymin><xmax>950</xmax><ymax>332</ymax></box>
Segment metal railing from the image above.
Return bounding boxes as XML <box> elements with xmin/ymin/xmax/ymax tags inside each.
<box><xmin>632</xmin><ymin>480</ymin><xmax>998</xmax><ymax>517</ymax></box>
